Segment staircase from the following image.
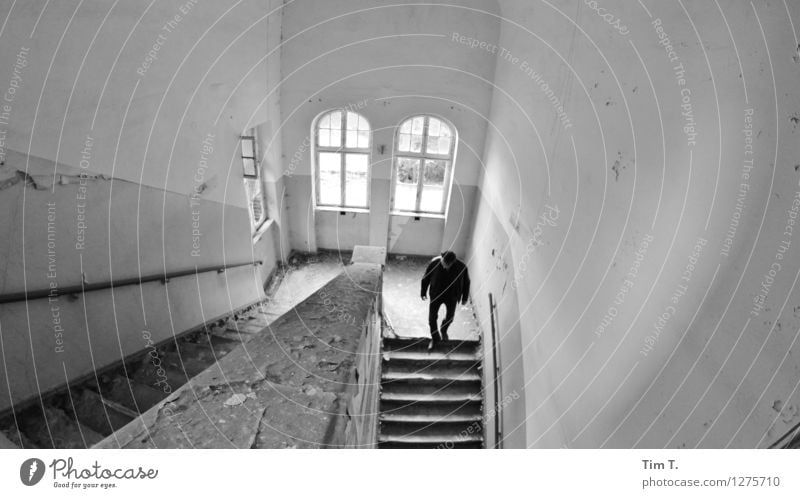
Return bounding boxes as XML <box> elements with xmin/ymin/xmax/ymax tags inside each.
<box><xmin>0</xmin><ymin>301</ymin><xmax>278</xmax><ymax>449</ymax></box>
<box><xmin>378</xmin><ymin>337</ymin><xmax>484</xmax><ymax>449</ymax></box>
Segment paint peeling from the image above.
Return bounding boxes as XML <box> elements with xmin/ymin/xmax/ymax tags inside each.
<box><xmin>0</xmin><ymin>148</ymin><xmax>109</xmax><ymax>191</ymax></box>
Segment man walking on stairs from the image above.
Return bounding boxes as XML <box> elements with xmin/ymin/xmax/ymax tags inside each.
<box><xmin>421</xmin><ymin>250</ymin><xmax>471</xmax><ymax>348</ymax></box>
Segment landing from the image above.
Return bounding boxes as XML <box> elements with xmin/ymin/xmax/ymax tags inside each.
<box><xmin>382</xmin><ymin>255</ymin><xmax>481</xmax><ymax>341</ymax></box>
<box><xmin>265</xmin><ymin>252</ymin><xmax>481</xmax><ymax>341</ymax></box>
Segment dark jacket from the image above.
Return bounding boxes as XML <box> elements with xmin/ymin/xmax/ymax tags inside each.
<box><xmin>421</xmin><ymin>256</ymin><xmax>470</xmax><ymax>304</ymax></box>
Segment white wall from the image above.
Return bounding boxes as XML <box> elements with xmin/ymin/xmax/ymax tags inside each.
<box><xmin>276</xmin><ymin>0</ymin><xmax>499</xmax><ymax>257</ymax></box>
<box><xmin>470</xmin><ymin>0</ymin><xmax>800</xmax><ymax>448</ymax></box>
<box><xmin>0</xmin><ymin>0</ymin><xmax>282</xmax><ymax>412</ymax></box>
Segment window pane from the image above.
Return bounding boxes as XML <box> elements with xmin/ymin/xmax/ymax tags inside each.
<box><xmin>410</xmin><ymin>133</ymin><xmax>423</xmax><ymax>153</ymax></box>
<box><xmin>319</xmin><ymin>113</ymin><xmax>331</xmax><ymax>129</ymax></box>
<box><xmin>346</xmin><ymin>130</ymin><xmax>358</xmax><ymax>148</ymax></box>
<box><xmin>318</xmin><ymin>129</ymin><xmax>330</xmax><ymax>147</ymax></box>
<box><xmin>241</xmin><ymin>137</ymin><xmax>254</xmax><ymax>158</ymax></box>
<box><xmin>345</xmin><ymin>154</ymin><xmax>368</xmax><ymax>208</ymax></box>
<box><xmin>330</xmin><ymin>129</ymin><xmax>341</xmax><ymax>147</ymax></box>
<box><xmin>426</xmin><ymin>136</ymin><xmax>439</xmax><ymax>154</ymax></box>
<box><xmin>358</xmin><ymin>117</ymin><xmax>370</xmax><ymax>132</ymax></box>
<box><xmin>328</xmin><ymin>111</ymin><xmax>342</xmax><ymax>129</ymax></box>
<box><xmin>428</xmin><ymin>118</ymin><xmax>440</xmax><ymax>137</ymax></box>
<box><xmin>242</xmin><ymin>157</ymin><xmax>257</xmax><ymax>177</ymax></box>
<box><xmin>412</xmin><ymin>116</ymin><xmax>424</xmax><ymax>134</ymax></box>
<box><xmin>357</xmin><ymin>130</ymin><xmax>369</xmax><ymax>148</ymax></box>
<box><xmin>318</xmin><ymin>152</ymin><xmax>341</xmax><ymax>205</ymax></box>
<box><xmin>346</xmin><ymin>112</ymin><xmax>358</xmax><ymax>130</ymax></box>
<box><xmin>394</xmin><ymin>157</ymin><xmax>419</xmax><ymax>211</ymax></box>
<box><xmin>318</xmin><ymin>111</ymin><xmax>342</xmax><ymax>147</ymax></box>
<box><xmin>421</xmin><ymin>160</ymin><xmax>446</xmax><ymax>212</ymax></box>
<box><xmin>397</xmin><ymin>157</ymin><xmax>420</xmax><ymax>184</ymax></box>
<box><xmin>424</xmin><ymin>160</ymin><xmax>446</xmax><ymax>185</ymax></box>
<box><xmin>399</xmin><ymin>133</ymin><xmax>410</xmax><ymax>152</ymax></box>
<box><xmin>395</xmin><ymin>184</ymin><xmax>418</xmax><ymax>211</ymax></box>
<box><xmin>400</xmin><ymin>119</ymin><xmax>412</xmax><ymax>134</ymax></box>
<box><xmin>438</xmin><ymin>137</ymin><xmax>452</xmax><ymax>155</ymax></box>
<box><xmin>420</xmin><ymin>185</ymin><xmax>444</xmax><ymax>213</ymax></box>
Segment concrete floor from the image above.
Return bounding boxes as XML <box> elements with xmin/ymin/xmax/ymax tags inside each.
<box><xmin>262</xmin><ymin>251</ymin><xmax>349</xmax><ymax>322</ymax></box>
<box><xmin>268</xmin><ymin>252</ymin><xmax>481</xmax><ymax>341</ymax></box>
<box><xmin>98</xmin><ymin>261</ymin><xmax>384</xmax><ymax>449</ymax></box>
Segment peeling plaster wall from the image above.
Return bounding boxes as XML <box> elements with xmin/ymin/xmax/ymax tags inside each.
<box><xmin>277</xmin><ymin>0</ymin><xmax>499</xmax><ymax>256</ymax></box>
<box><xmin>0</xmin><ymin>1</ymin><xmax>283</xmax><ymax>412</ymax></box>
<box><xmin>470</xmin><ymin>0</ymin><xmax>800</xmax><ymax>448</ymax></box>
<box><xmin>0</xmin><ymin>175</ymin><xmax>269</xmax><ymax>413</ymax></box>
<box><xmin>0</xmin><ymin>0</ymin><xmax>272</xmax><ymax>205</ymax></box>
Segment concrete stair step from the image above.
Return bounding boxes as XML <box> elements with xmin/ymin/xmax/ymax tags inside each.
<box><xmin>383</xmin><ymin>350</ymin><xmax>480</xmax><ymax>362</ymax></box>
<box><xmin>103</xmin><ymin>375</ymin><xmax>168</xmax><ymax>413</ymax></box>
<box><xmin>380</xmin><ymin>376</ymin><xmax>482</xmax><ymax>396</ymax></box>
<box><xmin>378</xmin><ymin>440</ymin><xmax>483</xmax><ymax>449</ymax></box>
<box><xmin>225</xmin><ymin>318</ymin><xmax>264</xmax><ymax>335</ymax></box>
<box><xmin>0</xmin><ymin>430</ymin><xmax>19</xmax><ymax>448</ymax></box>
<box><xmin>131</xmin><ymin>355</ymin><xmax>191</xmax><ymax>390</ymax></box>
<box><xmin>380</xmin><ymin>419</ymin><xmax>483</xmax><ymax>437</ymax></box>
<box><xmin>382</xmin><ymin>357</ymin><xmax>481</xmax><ymax>376</ymax></box>
<box><xmin>380</xmin><ymin>399</ymin><xmax>483</xmax><ymax>418</ymax></box>
<box><xmin>0</xmin><ymin>426</ymin><xmax>40</xmax><ymax>449</ymax></box>
<box><xmin>382</xmin><ymin>338</ymin><xmax>480</xmax><ymax>356</ymax></box>
<box><xmin>381</xmin><ymin>370</ymin><xmax>481</xmax><ymax>382</ymax></box>
<box><xmin>161</xmin><ymin>351</ymin><xmax>216</xmax><ymax>378</ymax></box>
<box><xmin>378</xmin><ymin>421</ymin><xmax>483</xmax><ymax>444</ymax></box>
<box><xmin>379</xmin><ymin>411</ymin><xmax>482</xmax><ymax>423</ymax></box>
<box><xmin>380</xmin><ymin>390</ymin><xmax>482</xmax><ymax>403</ymax></box>
<box><xmin>71</xmin><ymin>389</ymin><xmax>135</xmax><ymax>436</ymax></box>
<box><xmin>21</xmin><ymin>405</ymin><xmax>105</xmax><ymax>449</ymax></box>
<box><xmin>211</xmin><ymin>328</ymin><xmax>259</xmax><ymax>343</ymax></box>
<box><xmin>192</xmin><ymin>333</ymin><xmax>242</xmax><ymax>356</ymax></box>
<box><xmin>173</xmin><ymin>341</ymin><xmax>227</xmax><ymax>362</ymax></box>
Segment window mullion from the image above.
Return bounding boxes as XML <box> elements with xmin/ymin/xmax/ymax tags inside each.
<box><xmin>340</xmin><ymin>112</ymin><xmax>347</xmax><ymax>206</ymax></box>
<box><xmin>316</xmin><ymin>151</ymin><xmax>321</xmax><ymax>205</ymax></box>
<box><xmin>440</xmin><ymin>160</ymin><xmax>451</xmax><ymax>213</ymax></box>
<box><xmin>341</xmin><ymin>152</ymin><xmax>347</xmax><ymax>207</ymax></box>
<box><xmin>416</xmin><ymin>116</ymin><xmax>429</xmax><ymax>211</ymax></box>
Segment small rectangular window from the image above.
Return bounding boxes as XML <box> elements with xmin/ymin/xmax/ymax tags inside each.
<box><xmin>241</xmin><ymin>129</ymin><xmax>266</xmax><ymax>230</ymax></box>
<box><xmin>241</xmin><ymin>134</ymin><xmax>257</xmax><ymax>178</ymax></box>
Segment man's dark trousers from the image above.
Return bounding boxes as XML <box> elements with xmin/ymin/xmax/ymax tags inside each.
<box><xmin>429</xmin><ymin>297</ymin><xmax>457</xmax><ymax>340</ymax></box>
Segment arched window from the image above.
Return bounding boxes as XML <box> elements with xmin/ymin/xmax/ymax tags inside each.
<box><xmin>314</xmin><ymin>110</ymin><xmax>371</xmax><ymax>209</ymax></box>
<box><xmin>392</xmin><ymin>115</ymin><xmax>455</xmax><ymax>215</ymax></box>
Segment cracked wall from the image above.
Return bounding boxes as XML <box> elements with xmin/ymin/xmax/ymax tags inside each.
<box><xmin>469</xmin><ymin>0</ymin><xmax>800</xmax><ymax>448</ymax></box>
<box><xmin>0</xmin><ymin>1</ymin><xmax>283</xmax><ymax>414</ymax></box>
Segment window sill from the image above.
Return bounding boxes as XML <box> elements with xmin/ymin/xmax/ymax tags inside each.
<box><xmin>252</xmin><ymin>218</ymin><xmax>274</xmax><ymax>244</ymax></box>
<box><xmin>390</xmin><ymin>211</ymin><xmax>446</xmax><ymax>220</ymax></box>
<box><xmin>315</xmin><ymin>206</ymin><xmax>370</xmax><ymax>214</ymax></box>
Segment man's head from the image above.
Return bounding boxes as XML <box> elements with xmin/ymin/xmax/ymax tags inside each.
<box><xmin>441</xmin><ymin>251</ymin><xmax>457</xmax><ymax>269</ymax></box>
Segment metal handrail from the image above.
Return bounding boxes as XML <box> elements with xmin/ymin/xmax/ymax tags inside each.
<box><xmin>769</xmin><ymin>419</ymin><xmax>800</xmax><ymax>449</ymax></box>
<box><xmin>0</xmin><ymin>260</ymin><xmax>263</xmax><ymax>304</ymax></box>
<box><xmin>489</xmin><ymin>292</ymin><xmax>503</xmax><ymax>449</ymax></box>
